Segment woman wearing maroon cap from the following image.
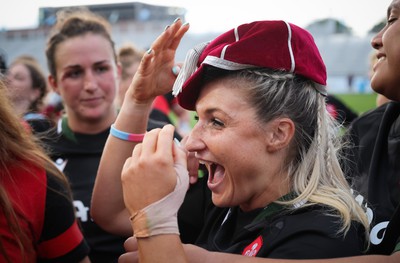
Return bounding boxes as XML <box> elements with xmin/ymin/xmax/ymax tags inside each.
<box><xmin>92</xmin><ymin>18</ymin><xmax>372</xmax><ymax>262</ymax></box>
<box><xmin>118</xmin><ymin>0</ymin><xmax>400</xmax><ymax>261</ymax></box>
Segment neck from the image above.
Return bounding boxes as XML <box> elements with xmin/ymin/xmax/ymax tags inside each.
<box><xmin>66</xmin><ymin>110</ymin><xmax>117</xmax><ymax>134</ymax></box>
<box><xmin>12</xmin><ymin>100</ymin><xmax>31</xmax><ymax>117</ymax></box>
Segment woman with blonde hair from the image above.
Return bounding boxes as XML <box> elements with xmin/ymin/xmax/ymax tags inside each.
<box><xmin>93</xmin><ymin>19</ymin><xmax>370</xmax><ymax>262</ymax></box>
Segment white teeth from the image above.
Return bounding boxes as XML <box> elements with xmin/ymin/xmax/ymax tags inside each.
<box><xmin>198</xmin><ymin>160</ymin><xmax>215</xmax><ymax>167</ymax></box>
<box><xmin>378</xmin><ymin>57</ymin><xmax>385</xmax><ymax>62</ymax></box>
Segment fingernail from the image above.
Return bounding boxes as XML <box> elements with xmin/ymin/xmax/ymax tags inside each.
<box><xmin>146</xmin><ymin>48</ymin><xmax>152</xmax><ymax>54</ymax></box>
<box><xmin>172</xmin><ymin>65</ymin><xmax>181</xmax><ymax>76</ymax></box>
<box><xmin>173</xmin><ymin>17</ymin><xmax>181</xmax><ymax>23</ymax></box>
<box><xmin>182</xmin><ymin>22</ymin><xmax>189</xmax><ymax>27</ymax></box>
<box><xmin>164</xmin><ymin>25</ymin><xmax>170</xmax><ymax>31</ymax></box>
<box><xmin>174</xmin><ymin>138</ymin><xmax>182</xmax><ymax>148</ymax></box>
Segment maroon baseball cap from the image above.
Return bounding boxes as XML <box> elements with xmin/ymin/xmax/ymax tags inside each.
<box><xmin>172</xmin><ymin>20</ymin><xmax>327</xmax><ymax>110</ymax></box>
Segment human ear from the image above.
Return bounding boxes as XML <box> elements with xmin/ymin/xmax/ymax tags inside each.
<box><xmin>265</xmin><ymin>118</ymin><xmax>295</xmax><ymax>153</ymax></box>
<box><xmin>48</xmin><ymin>75</ymin><xmax>60</xmax><ymax>95</ymax></box>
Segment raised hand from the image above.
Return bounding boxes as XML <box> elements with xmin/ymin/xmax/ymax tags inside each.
<box><xmin>125</xmin><ymin>19</ymin><xmax>189</xmax><ymax>105</ymax></box>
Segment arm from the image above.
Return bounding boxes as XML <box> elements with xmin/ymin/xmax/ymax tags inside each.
<box><xmin>91</xmin><ymin>19</ymin><xmax>189</xmax><ymax>236</ymax></box>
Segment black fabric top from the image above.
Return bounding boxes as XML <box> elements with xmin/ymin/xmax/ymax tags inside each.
<box><xmin>195</xmin><ymin>202</ymin><xmax>366</xmax><ymax>259</ymax></box>
<box><xmin>344</xmin><ymin>101</ymin><xmax>400</xmax><ymax>254</ymax></box>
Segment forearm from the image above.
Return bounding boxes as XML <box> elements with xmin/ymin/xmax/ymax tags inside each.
<box><xmin>91</xmin><ymin>101</ymin><xmax>153</xmax><ymax>236</ymax></box>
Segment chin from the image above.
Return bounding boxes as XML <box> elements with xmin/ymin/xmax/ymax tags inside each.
<box><xmin>211</xmin><ymin>195</ymin><xmax>231</xmax><ymax>208</ymax></box>
<box><xmin>370</xmin><ymin>80</ymin><xmax>385</xmax><ymax>96</ymax></box>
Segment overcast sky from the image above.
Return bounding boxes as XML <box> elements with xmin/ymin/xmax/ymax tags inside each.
<box><xmin>0</xmin><ymin>0</ymin><xmax>392</xmax><ymax>36</ymax></box>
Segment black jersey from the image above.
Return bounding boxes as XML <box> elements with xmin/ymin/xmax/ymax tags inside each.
<box><xmin>43</xmin><ymin>117</ymin><xmax>126</xmax><ymax>263</ymax></box>
<box><xmin>42</xmin><ymin>117</ymin><xmax>208</xmax><ymax>261</ymax></box>
<box><xmin>344</xmin><ymin>101</ymin><xmax>400</xmax><ymax>254</ymax></box>
<box><xmin>195</xmin><ymin>202</ymin><xmax>366</xmax><ymax>259</ymax></box>
<box><xmin>1</xmin><ymin>162</ymin><xmax>89</xmax><ymax>262</ymax></box>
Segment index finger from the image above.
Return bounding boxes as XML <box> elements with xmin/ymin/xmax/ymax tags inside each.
<box><xmin>169</xmin><ymin>21</ymin><xmax>190</xmax><ymax>51</ymax></box>
<box><xmin>156</xmin><ymin>124</ymin><xmax>176</xmax><ymax>162</ymax></box>
<box><xmin>151</xmin><ymin>18</ymin><xmax>184</xmax><ymax>52</ymax></box>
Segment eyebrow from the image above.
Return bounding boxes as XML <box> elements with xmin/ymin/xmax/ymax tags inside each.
<box><xmin>63</xmin><ymin>60</ymin><xmax>110</xmax><ymax>70</ymax></box>
<box><xmin>387</xmin><ymin>1</ymin><xmax>400</xmax><ymax>18</ymax></box>
<box><xmin>204</xmin><ymin>107</ymin><xmax>222</xmax><ymax>115</ymax></box>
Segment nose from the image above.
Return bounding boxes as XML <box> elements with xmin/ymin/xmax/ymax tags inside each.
<box><xmin>184</xmin><ymin>123</ymin><xmax>206</xmax><ymax>153</ymax></box>
<box><xmin>371</xmin><ymin>27</ymin><xmax>385</xmax><ymax>50</ymax></box>
<box><xmin>83</xmin><ymin>71</ymin><xmax>97</xmax><ymax>91</ymax></box>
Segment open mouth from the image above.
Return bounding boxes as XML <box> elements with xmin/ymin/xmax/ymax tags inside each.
<box><xmin>198</xmin><ymin>158</ymin><xmax>226</xmax><ymax>189</ymax></box>
<box><xmin>207</xmin><ymin>162</ymin><xmax>225</xmax><ymax>185</ymax></box>
<box><xmin>209</xmin><ymin>163</ymin><xmax>217</xmax><ymax>182</ymax></box>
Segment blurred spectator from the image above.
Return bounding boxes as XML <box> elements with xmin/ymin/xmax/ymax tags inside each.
<box><xmin>6</xmin><ymin>55</ymin><xmax>53</xmax><ymax>132</ymax></box>
<box><xmin>116</xmin><ymin>43</ymin><xmax>144</xmax><ymax>108</ymax></box>
<box><xmin>42</xmin><ymin>91</ymin><xmax>64</xmax><ymax>125</ymax></box>
<box><xmin>326</xmin><ymin>94</ymin><xmax>358</xmax><ymax>127</ymax></box>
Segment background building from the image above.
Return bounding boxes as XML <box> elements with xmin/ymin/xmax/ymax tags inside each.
<box><xmin>0</xmin><ymin>2</ymin><xmax>384</xmax><ymax>93</ymax></box>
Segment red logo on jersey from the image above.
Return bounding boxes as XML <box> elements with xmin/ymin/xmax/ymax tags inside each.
<box><xmin>242</xmin><ymin>236</ymin><xmax>263</xmax><ymax>257</ymax></box>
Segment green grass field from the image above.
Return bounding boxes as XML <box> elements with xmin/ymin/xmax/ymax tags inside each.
<box><xmin>334</xmin><ymin>93</ymin><xmax>378</xmax><ymax>115</ymax></box>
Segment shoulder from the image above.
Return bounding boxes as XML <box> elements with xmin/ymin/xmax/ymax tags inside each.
<box><xmin>263</xmin><ymin>205</ymin><xmax>366</xmax><ymax>258</ymax></box>
<box><xmin>275</xmin><ymin>206</ymin><xmax>356</xmax><ymax>234</ymax></box>
<box><xmin>1</xmin><ymin>162</ymin><xmax>47</xmax><ymax>236</ymax></box>
<box><xmin>350</xmin><ymin>104</ymin><xmax>388</xmax><ymax>131</ymax></box>
<box><xmin>351</xmin><ymin>102</ymin><xmax>400</xmax><ymax>132</ymax></box>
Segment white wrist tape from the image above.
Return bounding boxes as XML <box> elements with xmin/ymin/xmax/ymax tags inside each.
<box><xmin>130</xmin><ymin>164</ymin><xmax>189</xmax><ymax>238</ymax></box>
